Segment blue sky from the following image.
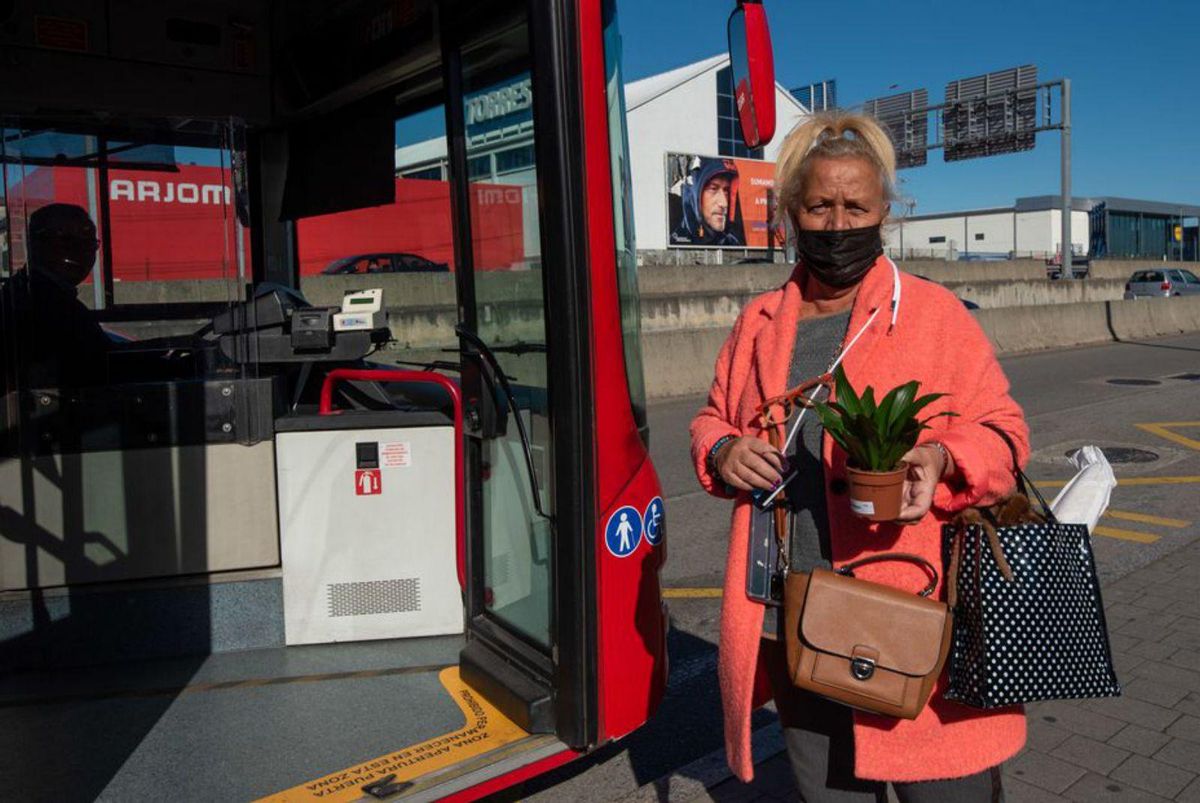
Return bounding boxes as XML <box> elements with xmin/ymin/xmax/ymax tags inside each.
<box><xmin>614</xmin><ymin>0</ymin><xmax>1200</xmax><ymax>215</ymax></box>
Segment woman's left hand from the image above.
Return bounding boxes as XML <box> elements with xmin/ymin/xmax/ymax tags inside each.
<box><xmin>894</xmin><ymin>444</ymin><xmax>950</xmax><ymax>524</ymax></box>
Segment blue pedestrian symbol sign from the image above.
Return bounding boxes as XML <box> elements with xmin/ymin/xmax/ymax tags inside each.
<box><xmin>605</xmin><ymin>506</ymin><xmax>643</xmax><ymax>557</ymax></box>
<box><xmin>644</xmin><ymin>497</ymin><xmax>664</xmax><ymax>546</ymax></box>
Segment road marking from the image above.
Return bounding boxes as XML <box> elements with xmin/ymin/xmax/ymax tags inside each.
<box><xmin>663</xmin><ymin>588</ymin><xmax>723</xmax><ymax>598</ymax></box>
<box><xmin>1136</xmin><ymin>422</ymin><xmax>1200</xmax><ymax>452</ymax></box>
<box><xmin>1092</xmin><ymin>525</ymin><xmax>1160</xmax><ymax>544</ymax></box>
<box><xmin>1104</xmin><ymin>510</ymin><xmax>1190</xmax><ymax>529</ymax></box>
<box><xmin>1036</xmin><ymin>476</ymin><xmax>1200</xmax><ymax>489</ymax></box>
<box><xmin>258</xmin><ymin>667</ymin><xmax>528</xmax><ymax>802</ymax></box>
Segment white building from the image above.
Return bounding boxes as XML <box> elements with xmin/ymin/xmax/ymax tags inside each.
<box><xmin>885</xmin><ymin>196</ymin><xmax>1092</xmax><ymax>260</ymax></box>
<box><xmin>624</xmin><ymin>54</ymin><xmax>808</xmax><ymax>252</ymax></box>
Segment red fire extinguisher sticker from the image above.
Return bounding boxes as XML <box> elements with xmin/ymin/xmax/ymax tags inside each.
<box><xmin>355</xmin><ymin>469</ymin><xmax>382</xmax><ymax>496</ymax></box>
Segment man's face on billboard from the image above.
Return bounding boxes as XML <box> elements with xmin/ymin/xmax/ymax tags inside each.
<box><xmin>701</xmin><ymin>175</ymin><xmax>732</xmax><ymax>232</ymax></box>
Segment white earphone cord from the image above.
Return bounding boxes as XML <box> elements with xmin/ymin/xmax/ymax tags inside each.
<box><xmin>769</xmin><ymin>258</ymin><xmax>902</xmax><ymax>496</ymax></box>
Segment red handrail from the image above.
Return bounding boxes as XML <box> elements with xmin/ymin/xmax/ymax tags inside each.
<box><xmin>319</xmin><ymin>368</ymin><xmax>465</xmax><ymax>590</ymax></box>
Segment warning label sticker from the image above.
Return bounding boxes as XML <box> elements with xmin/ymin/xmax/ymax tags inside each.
<box><xmin>257</xmin><ymin>667</ymin><xmax>531</xmax><ymax>802</ymax></box>
<box><xmin>381</xmin><ymin>442</ymin><xmax>411</xmax><ymax>468</ymax></box>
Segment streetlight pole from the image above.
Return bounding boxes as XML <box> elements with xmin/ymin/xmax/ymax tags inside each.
<box><xmin>1059</xmin><ymin>78</ymin><xmax>1072</xmax><ymax>279</ymax></box>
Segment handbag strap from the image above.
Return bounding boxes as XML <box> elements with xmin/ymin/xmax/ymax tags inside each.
<box><xmin>981</xmin><ymin>422</ymin><xmax>1056</xmax><ymax>523</ymax></box>
<box><xmin>835</xmin><ymin>552</ymin><xmax>939</xmax><ymax>598</ymax></box>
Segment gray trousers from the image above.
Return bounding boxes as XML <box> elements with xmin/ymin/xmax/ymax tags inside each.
<box><xmin>763</xmin><ymin>640</ymin><xmax>1005</xmax><ymax>803</ymax></box>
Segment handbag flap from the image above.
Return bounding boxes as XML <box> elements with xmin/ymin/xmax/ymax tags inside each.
<box><xmin>799</xmin><ymin>568</ymin><xmax>949</xmax><ymax>677</ymax></box>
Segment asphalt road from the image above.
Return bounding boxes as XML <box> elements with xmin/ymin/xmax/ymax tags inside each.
<box><xmin>513</xmin><ymin>333</ymin><xmax>1200</xmax><ymax>803</ymax></box>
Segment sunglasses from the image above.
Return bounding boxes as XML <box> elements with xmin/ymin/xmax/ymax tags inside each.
<box><xmin>756</xmin><ymin>372</ymin><xmax>833</xmax><ymax>448</ymax></box>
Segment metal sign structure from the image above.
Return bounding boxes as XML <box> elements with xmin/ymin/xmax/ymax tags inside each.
<box><xmin>862</xmin><ymin>89</ymin><xmax>929</xmax><ymax>168</ymax></box>
<box><xmin>943</xmin><ymin>66</ymin><xmax>1038</xmax><ymax>161</ymax></box>
<box><xmin>860</xmin><ymin>65</ymin><xmax>1075</xmax><ymax>276</ymax></box>
<box><xmin>791</xmin><ymin>79</ymin><xmax>837</xmax><ymax>112</ymax></box>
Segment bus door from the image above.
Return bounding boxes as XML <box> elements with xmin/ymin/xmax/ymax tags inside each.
<box><xmin>440</xmin><ymin>1</ymin><xmax>595</xmax><ymax>749</ymax></box>
<box><xmin>271</xmin><ymin>0</ymin><xmax>599</xmax><ymax>782</ymax></box>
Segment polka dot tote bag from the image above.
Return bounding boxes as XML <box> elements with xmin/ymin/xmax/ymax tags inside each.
<box><xmin>940</xmin><ymin>425</ymin><xmax>1122</xmax><ymax>709</ymax></box>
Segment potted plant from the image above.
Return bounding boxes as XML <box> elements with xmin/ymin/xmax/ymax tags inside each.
<box><xmin>813</xmin><ymin>366</ymin><xmax>956</xmax><ymax>521</ymax></box>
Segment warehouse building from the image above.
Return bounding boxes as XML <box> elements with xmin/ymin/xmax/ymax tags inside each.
<box><xmin>885</xmin><ymin>196</ymin><xmax>1199</xmax><ymax>262</ymax></box>
<box><xmin>885</xmin><ymin>196</ymin><xmax>1092</xmax><ymax>261</ymax></box>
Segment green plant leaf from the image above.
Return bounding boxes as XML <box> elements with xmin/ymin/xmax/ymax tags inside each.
<box><xmin>905</xmin><ymin>391</ymin><xmax>950</xmax><ymax>422</ymax></box>
<box><xmin>816</xmin><ymin>371</ymin><xmax>958</xmax><ymax>472</ymax></box>
<box><xmin>813</xmin><ymin>402</ymin><xmax>852</xmax><ymax>453</ymax></box>
<box><xmin>919</xmin><ymin>411</ymin><xmax>960</xmax><ymax>426</ymax></box>
<box><xmin>861</xmin><ymin>386</ymin><xmax>877</xmax><ymax>417</ymax></box>
<box><xmin>885</xmin><ymin>380</ymin><xmax>920</xmax><ymax>435</ymax></box>
<box><xmin>832</xmin><ymin>366</ymin><xmax>862</xmax><ymax>419</ymax></box>
<box><xmin>876</xmin><ymin>385</ymin><xmax>900</xmax><ymax>439</ymax></box>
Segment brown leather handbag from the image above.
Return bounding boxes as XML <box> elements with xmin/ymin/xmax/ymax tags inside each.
<box><xmin>784</xmin><ymin>554</ymin><xmax>953</xmax><ymax>720</ymax></box>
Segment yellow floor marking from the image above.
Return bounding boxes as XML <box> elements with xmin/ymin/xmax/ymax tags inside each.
<box><xmin>1035</xmin><ymin>476</ymin><xmax>1200</xmax><ymax>489</ymax></box>
<box><xmin>1092</xmin><ymin>525</ymin><xmax>1160</xmax><ymax>544</ymax></box>
<box><xmin>1104</xmin><ymin>510</ymin><xmax>1191</xmax><ymax>529</ymax></box>
<box><xmin>258</xmin><ymin>667</ymin><xmax>527</xmax><ymax>802</ymax></box>
<box><xmin>663</xmin><ymin>587</ymin><xmax>723</xmax><ymax>598</ymax></box>
<box><xmin>1136</xmin><ymin>422</ymin><xmax>1200</xmax><ymax>452</ymax></box>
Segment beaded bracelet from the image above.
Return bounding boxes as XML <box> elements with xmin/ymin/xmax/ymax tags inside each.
<box><xmin>707</xmin><ymin>434</ymin><xmax>737</xmax><ymax>477</ymax></box>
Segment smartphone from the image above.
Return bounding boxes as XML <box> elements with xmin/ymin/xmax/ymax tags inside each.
<box><xmin>745</xmin><ymin>504</ymin><xmax>780</xmax><ymax>604</ymax></box>
<box><xmin>750</xmin><ymin>467</ymin><xmax>799</xmax><ymax>511</ymax></box>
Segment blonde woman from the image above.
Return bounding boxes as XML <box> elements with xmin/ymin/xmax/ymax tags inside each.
<box><xmin>690</xmin><ymin>112</ymin><xmax>1029</xmax><ymax>801</ymax></box>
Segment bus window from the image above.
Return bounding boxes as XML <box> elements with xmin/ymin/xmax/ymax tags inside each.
<box><xmin>461</xmin><ymin>19</ymin><xmax>553</xmax><ymax>650</ymax></box>
<box><xmin>1</xmin><ymin>125</ymin><xmax>247</xmax><ymax>305</ymax></box>
<box><xmin>0</xmin><ymin>119</ymin><xmax>277</xmax><ymax>594</ymax></box>
<box><xmin>296</xmin><ymin>102</ymin><xmax>458</xmax><ymax>372</ymax></box>
<box><xmin>603</xmin><ymin>0</ymin><xmax>648</xmax><ymax>439</ymax></box>
<box><xmin>0</xmin><ymin>121</ymin><xmax>248</xmax><ymax>394</ymax></box>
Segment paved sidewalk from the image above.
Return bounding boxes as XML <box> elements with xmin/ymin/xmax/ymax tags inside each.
<box><xmin>692</xmin><ymin>538</ymin><xmax>1200</xmax><ymax>802</ymax></box>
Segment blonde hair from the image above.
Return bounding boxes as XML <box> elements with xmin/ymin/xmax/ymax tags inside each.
<box><xmin>774</xmin><ymin>111</ymin><xmax>898</xmax><ymax>227</ymax></box>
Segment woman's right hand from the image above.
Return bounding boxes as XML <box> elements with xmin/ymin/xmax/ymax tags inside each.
<box><xmin>714</xmin><ymin>436</ymin><xmax>787</xmax><ymax>492</ymax></box>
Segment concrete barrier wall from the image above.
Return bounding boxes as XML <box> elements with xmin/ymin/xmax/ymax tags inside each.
<box><xmin>973</xmin><ymin>302</ymin><xmax>1114</xmax><ymax>355</ymax></box>
<box><xmin>1088</xmin><ymin>260</ymin><xmax>1197</xmax><ymax>281</ymax></box>
<box><xmin>88</xmin><ymin>263</ymin><xmax>1200</xmax><ymax>402</ymax></box>
<box><xmin>946</xmin><ymin>279</ymin><xmax>1126</xmax><ymax>309</ymax></box>
<box><xmin>897</xmin><ymin>259</ymin><xmax>1048</xmax><ymax>283</ymax></box>
<box><xmin>1109</xmin><ymin>295</ymin><xmax>1200</xmax><ymax>340</ymax></box>
<box><xmin>645</xmin><ymin>296</ymin><xmax>1200</xmax><ymax>400</ymax></box>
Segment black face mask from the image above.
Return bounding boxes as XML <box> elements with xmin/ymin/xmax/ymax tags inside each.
<box><xmin>795</xmin><ymin>225</ymin><xmax>884</xmax><ymax>288</ymax></box>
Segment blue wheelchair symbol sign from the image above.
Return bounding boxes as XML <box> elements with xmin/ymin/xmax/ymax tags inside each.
<box><xmin>644</xmin><ymin>496</ymin><xmax>664</xmax><ymax>546</ymax></box>
<box><xmin>605</xmin><ymin>506</ymin><xmax>643</xmax><ymax>557</ymax></box>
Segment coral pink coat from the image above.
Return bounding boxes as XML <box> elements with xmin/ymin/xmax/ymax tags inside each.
<box><xmin>690</xmin><ymin>257</ymin><xmax>1030</xmax><ymax>783</ymax></box>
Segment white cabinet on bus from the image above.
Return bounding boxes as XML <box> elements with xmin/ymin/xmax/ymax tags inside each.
<box><xmin>275</xmin><ymin>417</ymin><xmax>462</xmax><ymax>646</ymax></box>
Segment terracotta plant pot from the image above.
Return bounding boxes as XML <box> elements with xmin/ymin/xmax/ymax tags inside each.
<box><xmin>845</xmin><ymin>463</ymin><xmax>908</xmax><ymax>521</ymax></box>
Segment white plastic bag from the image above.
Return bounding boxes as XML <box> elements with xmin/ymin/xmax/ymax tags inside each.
<box><xmin>1049</xmin><ymin>446</ymin><xmax>1117</xmax><ymax>533</ymax></box>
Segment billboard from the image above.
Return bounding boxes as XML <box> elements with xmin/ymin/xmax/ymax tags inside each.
<box><xmin>6</xmin><ymin>166</ymin><xmax>526</xmax><ymax>280</ymax></box>
<box><xmin>665</xmin><ymin>153</ymin><xmax>780</xmax><ymax>249</ymax></box>
<box><xmin>864</xmin><ymin>89</ymin><xmax>929</xmax><ymax>169</ymax></box>
<box><xmin>944</xmin><ymin>65</ymin><xmax>1038</xmax><ymax>162</ymax></box>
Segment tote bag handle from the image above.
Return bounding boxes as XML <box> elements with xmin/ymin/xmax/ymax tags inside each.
<box><xmin>981</xmin><ymin>422</ymin><xmax>1056</xmax><ymax>523</ymax></box>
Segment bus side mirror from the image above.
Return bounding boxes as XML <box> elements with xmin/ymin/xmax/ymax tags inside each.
<box><xmin>727</xmin><ymin>0</ymin><xmax>776</xmax><ymax>149</ymax></box>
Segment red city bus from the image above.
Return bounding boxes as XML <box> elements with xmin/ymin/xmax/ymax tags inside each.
<box><xmin>0</xmin><ymin>1</ymin><xmax>775</xmax><ymax>799</ymax></box>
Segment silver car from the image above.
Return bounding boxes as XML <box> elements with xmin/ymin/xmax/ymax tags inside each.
<box><xmin>1124</xmin><ymin>268</ymin><xmax>1200</xmax><ymax>299</ymax></box>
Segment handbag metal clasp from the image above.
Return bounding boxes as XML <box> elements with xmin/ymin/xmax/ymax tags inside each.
<box><xmin>850</xmin><ymin>657</ymin><xmax>876</xmax><ymax>681</ymax></box>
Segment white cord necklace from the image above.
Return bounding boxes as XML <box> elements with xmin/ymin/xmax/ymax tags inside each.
<box><xmin>760</xmin><ymin>259</ymin><xmax>901</xmax><ymax>507</ymax></box>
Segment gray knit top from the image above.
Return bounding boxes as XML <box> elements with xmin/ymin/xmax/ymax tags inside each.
<box><xmin>759</xmin><ymin>309</ymin><xmax>851</xmax><ymax>638</ymax></box>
